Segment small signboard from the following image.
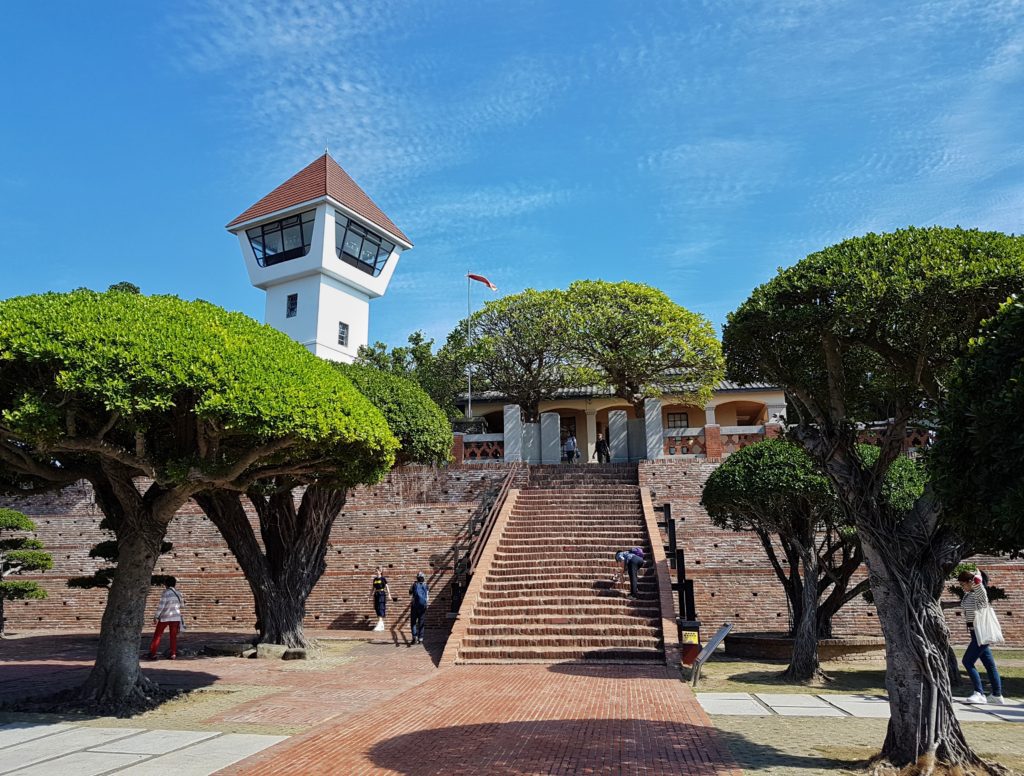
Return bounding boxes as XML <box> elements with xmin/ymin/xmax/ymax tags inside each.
<box><xmin>681</xmin><ymin>630</ymin><xmax>699</xmax><ymax>644</ymax></box>
<box><xmin>691</xmin><ymin>622</ymin><xmax>733</xmax><ymax>686</ymax></box>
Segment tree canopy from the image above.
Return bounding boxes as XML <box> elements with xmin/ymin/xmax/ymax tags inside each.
<box><xmin>336</xmin><ymin>363</ymin><xmax>452</xmax><ymax>466</ymax></box>
<box><xmin>356</xmin><ymin>331</ymin><xmax>465</xmax><ymax>420</ymax></box>
<box><xmin>565</xmin><ymin>280</ymin><xmax>724</xmax><ymax>412</ymax></box>
<box><xmin>445</xmin><ymin>288</ymin><xmax>584</xmax><ymax>421</ymax></box>
<box><xmin>0</xmin><ymin>289</ymin><xmax>397</xmax><ymax>705</ymax></box>
<box><xmin>932</xmin><ymin>297</ymin><xmax>1024</xmax><ymax>557</ymax></box>
<box><xmin>721</xmin><ymin>226</ymin><xmax>1024</xmax><ymax>769</ymax></box>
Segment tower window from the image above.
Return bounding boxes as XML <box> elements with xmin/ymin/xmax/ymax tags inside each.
<box><xmin>286</xmin><ymin>293</ymin><xmax>298</xmax><ymax>318</ymax></box>
<box><xmin>247</xmin><ymin>209</ymin><xmax>315</xmax><ymax>267</ymax></box>
<box><xmin>335</xmin><ymin>211</ymin><xmax>394</xmax><ymax>277</ymax></box>
<box><xmin>338</xmin><ymin>321</ymin><xmax>349</xmax><ymax>347</ymax></box>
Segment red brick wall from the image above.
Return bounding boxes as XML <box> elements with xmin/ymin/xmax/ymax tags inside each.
<box><xmin>0</xmin><ymin>466</ymin><xmax>511</xmax><ymax>634</ymax></box>
<box><xmin>3</xmin><ymin>460</ymin><xmax>1021</xmax><ymax>647</ymax></box>
<box><xmin>638</xmin><ymin>460</ymin><xmax>1024</xmax><ymax>647</ymax></box>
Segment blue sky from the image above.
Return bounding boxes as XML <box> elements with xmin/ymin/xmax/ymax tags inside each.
<box><xmin>2</xmin><ymin>1</ymin><xmax>1022</xmax><ymax>347</ymax></box>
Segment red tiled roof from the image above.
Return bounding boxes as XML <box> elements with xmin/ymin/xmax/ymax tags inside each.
<box><xmin>226</xmin><ymin>154</ymin><xmax>411</xmax><ymax>245</ymax></box>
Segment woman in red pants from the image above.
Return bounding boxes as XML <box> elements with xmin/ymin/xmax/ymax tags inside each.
<box><xmin>148</xmin><ymin>577</ymin><xmax>184</xmax><ymax>659</ymax></box>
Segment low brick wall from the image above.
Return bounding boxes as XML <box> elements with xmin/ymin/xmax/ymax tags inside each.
<box><xmin>638</xmin><ymin>460</ymin><xmax>1024</xmax><ymax>647</ymax></box>
<box><xmin>725</xmin><ymin>633</ymin><xmax>887</xmax><ymax>663</ymax></box>
<box><xmin>0</xmin><ymin>466</ymin><xmax>512</xmax><ymax>635</ymax></box>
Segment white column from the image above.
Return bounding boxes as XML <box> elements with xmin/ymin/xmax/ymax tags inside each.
<box><xmin>704</xmin><ymin>404</ymin><xmax>717</xmax><ymax>425</ymax></box>
<box><xmin>503</xmin><ymin>404</ymin><xmax>523</xmax><ymax>462</ymax></box>
<box><xmin>608</xmin><ymin>410</ymin><xmax>628</xmax><ymax>462</ymax></box>
<box><xmin>540</xmin><ymin>412</ymin><xmax>561</xmax><ymax>464</ymax></box>
<box><xmin>585</xmin><ymin>410</ymin><xmax>597</xmax><ymax>464</ymax></box>
<box><xmin>644</xmin><ymin>398</ymin><xmax>664</xmax><ymax>460</ymax></box>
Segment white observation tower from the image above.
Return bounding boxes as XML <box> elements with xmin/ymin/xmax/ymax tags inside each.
<box><xmin>227</xmin><ymin>153</ymin><xmax>412</xmax><ymax>362</ymax></box>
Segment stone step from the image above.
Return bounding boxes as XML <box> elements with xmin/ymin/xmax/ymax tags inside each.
<box><xmin>457</xmin><ymin>646</ymin><xmax>662</xmax><ymax>663</ymax></box>
<box><xmin>475</xmin><ymin>591</ymin><xmax>658</xmax><ymax>606</ymax></box>
<box><xmin>486</xmin><ymin>566</ymin><xmax>656</xmax><ymax>579</ymax></box>
<box><xmin>469</xmin><ymin>602</ymin><xmax>661</xmax><ymax>617</ymax></box>
<box><xmin>465</xmin><ymin>624</ymin><xmax>661</xmax><ymax>638</ymax></box>
<box><xmin>496</xmin><ymin>541</ymin><xmax>651</xmax><ymax>552</ymax></box>
<box><xmin>462</xmin><ymin>634</ymin><xmax>663</xmax><ymax>650</ymax></box>
<box><xmin>492</xmin><ymin>550</ymin><xmax>653</xmax><ymax>562</ymax></box>
<box><xmin>471</xmin><ymin>618</ymin><xmax>663</xmax><ymax>630</ymax></box>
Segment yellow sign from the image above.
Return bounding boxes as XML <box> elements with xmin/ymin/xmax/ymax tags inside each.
<box><xmin>681</xmin><ymin>631</ymin><xmax>699</xmax><ymax>644</ymax></box>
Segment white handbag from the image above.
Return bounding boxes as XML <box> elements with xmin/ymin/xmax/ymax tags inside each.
<box><xmin>973</xmin><ymin>606</ymin><xmax>1004</xmax><ymax>646</ymax></box>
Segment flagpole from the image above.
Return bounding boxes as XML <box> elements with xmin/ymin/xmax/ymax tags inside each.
<box><xmin>466</xmin><ymin>273</ymin><xmax>473</xmax><ymax>420</ymax></box>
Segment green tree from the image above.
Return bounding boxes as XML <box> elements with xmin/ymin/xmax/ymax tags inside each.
<box><xmin>565</xmin><ymin>280</ymin><xmax>724</xmax><ymax>415</ymax></box>
<box><xmin>357</xmin><ymin>331</ymin><xmax>465</xmax><ymax>419</ymax></box>
<box><xmin>0</xmin><ymin>508</ymin><xmax>53</xmax><ymax>636</ymax></box>
<box><xmin>932</xmin><ymin>297</ymin><xmax>1024</xmax><ymax>557</ymax></box>
<box><xmin>195</xmin><ymin>364</ymin><xmax>452</xmax><ymax>647</ymax></box>
<box><xmin>702</xmin><ymin>440</ymin><xmax>925</xmax><ymax>682</ymax></box>
<box><xmin>723</xmin><ymin>226</ymin><xmax>1024</xmax><ymax>770</ymax></box>
<box><xmin>0</xmin><ymin>289</ymin><xmax>396</xmax><ymax>706</ymax></box>
<box><xmin>443</xmin><ymin>289</ymin><xmax>584</xmax><ymax>422</ymax></box>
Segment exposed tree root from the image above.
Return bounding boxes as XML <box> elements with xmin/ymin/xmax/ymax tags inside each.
<box><xmin>1</xmin><ymin>679</ymin><xmax>182</xmax><ymax>718</ymax></box>
<box><xmin>778</xmin><ymin>666</ymin><xmax>834</xmax><ymax>684</ymax></box>
<box><xmin>868</xmin><ymin>751</ymin><xmax>1017</xmax><ymax>776</ymax></box>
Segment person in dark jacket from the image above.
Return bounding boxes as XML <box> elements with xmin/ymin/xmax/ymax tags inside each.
<box><xmin>409</xmin><ymin>572</ymin><xmax>429</xmax><ymax>645</ymax></box>
<box><xmin>614</xmin><ymin>548</ymin><xmax>645</xmax><ymax>598</ymax></box>
<box><xmin>594</xmin><ymin>433</ymin><xmax>611</xmax><ymax>464</ymax></box>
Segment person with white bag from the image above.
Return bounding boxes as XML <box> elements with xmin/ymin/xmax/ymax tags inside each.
<box><xmin>958</xmin><ymin>569</ymin><xmax>1005</xmax><ymax>705</ymax></box>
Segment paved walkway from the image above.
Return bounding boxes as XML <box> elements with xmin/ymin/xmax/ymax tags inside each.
<box><xmin>225</xmin><ymin>664</ymin><xmax>740</xmax><ymax>776</ymax></box>
<box><xmin>0</xmin><ymin>722</ymin><xmax>283</xmax><ymax>775</ymax></box>
<box><xmin>698</xmin><ymin>692</ymin><xmax>1024</xmax><ymax>723</ymax></box>
<box><xmin>0</xmin><ymin>631</ymin><xmax>740</xmax><ymax>775</ymax></box>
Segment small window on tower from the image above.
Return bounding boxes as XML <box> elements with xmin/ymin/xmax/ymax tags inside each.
<box><xmin>666</xmin><ymin>412</ymin><xmax>689</xmax><ymax>429</ymax></box>
<box><xmin>286</xmin><ymin>293</ymin><xmax>298</xmax><ymax>318</ymax></box>
<box><xmin>338</xmin><ymin>321</ymin><xmax>349</xmax><ymax>347</ymax></box>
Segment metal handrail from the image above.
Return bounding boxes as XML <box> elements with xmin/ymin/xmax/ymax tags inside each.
<box><xmin>467</xmin><ymin>463</ymin><xmax>522</xmax><ymax>575</ymax></box>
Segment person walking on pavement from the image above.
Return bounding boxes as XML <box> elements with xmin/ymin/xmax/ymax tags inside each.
<box><xmin>409</xmin><ymin>571</ymin><xmax>429</xmax><ymax>645</ymax></box>
<box><xmin>371</xmin><ymin>567</ymin><xmax>395</xmax><ymax>632</ymax></box>
<box><xmin>959</xmin><ymin>569</ymin><xmax>1005</xmax><ymax>705</ymax></box>
<box><xmin>563</xmin><ymin>433</ymin><xmax>578</xmax><ymax>464</ymax></box>
<box><xmin>147</xmin><ymin>577</ymin><xmax>185</xmax><ymax>660</ymax></box>
<box><xmin>594</xmin><ymin>433</ymin><xmax>611</xmax><ymax>464</ymax></box>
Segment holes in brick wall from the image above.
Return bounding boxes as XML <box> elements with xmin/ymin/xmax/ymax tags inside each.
<box><xmin>752</xmin><ymin>592</ymin><xmax>758</xmax><ymax>597</ymax></box>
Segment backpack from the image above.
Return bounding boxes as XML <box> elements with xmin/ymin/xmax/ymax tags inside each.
<box><xmin>630</xmin><ymin>547</ymin><xmax>644</xmax><ymax>559</ymax></box>
<box><xmin>411</xmin><ymin>582</ymin><xmax>428</xmax><ymax>608</ymax></box>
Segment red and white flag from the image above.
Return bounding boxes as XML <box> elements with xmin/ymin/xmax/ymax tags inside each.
<box><xmin>467</xmin><ymin>273</ymin><xmax>498</xmax><ymax>291</ymax></box>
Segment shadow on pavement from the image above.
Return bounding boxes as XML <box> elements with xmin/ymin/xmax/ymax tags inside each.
<box><xmin>367</xmin><ymin>718</ymin><xmax>745</xmax><ymax>775</ymax></box>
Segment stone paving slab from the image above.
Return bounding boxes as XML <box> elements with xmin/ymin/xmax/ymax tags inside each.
<box><xmin>0</xmin><ymin>722</ymin><xmax>76</xmax><ymax>748</ymax></box>
<box><xmin>10</xmin><ymin>751</ymin><xmax>149</xmax><ymax>776</ymax></box>
<box><xmin>0</xmin><ymin>727</ymin><xmax>140</xmax><ymax>774</ymax></box>
<box><xmin>697</xmin><ymin>694</ymin><xmax>771</xmax><ymax>716</ymax></box>
<box><xmin>755</xmin><ymin>693</ymin><xmax>832</xmax><ymax>708</ymax></box>
<box><xmin>699</xmin><ymin>692</ymin><xmax>1024</xmax><ymax>722</ymax></box>
<box><xmin>92</xmin><ymin>729</ymin><xmax>220</xmax><ymax>754</ymax></box>
<box><xmin>772</xmin><ymin>706</ymin><xmax>846</xmax><ymax>717</ymax></box>
<box><xmin>121</xmin><ymin>733</ymin><xmax>288</xmax><ymax>776</ymax></box>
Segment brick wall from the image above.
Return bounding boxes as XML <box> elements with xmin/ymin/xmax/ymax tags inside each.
<box><xmin>638</xmin><ymin>460</ymin><xmax>1024</xmax><ymax>647</ymax></box>
<box><xmin>1</xmin><ymin>466</ymin><xmax>511</xmax><ymax>635</ymax></box>
<box><xmin>3</xmin><ymin>460</ymin><xmax>1021</xmax><ymax>647</ymax></box>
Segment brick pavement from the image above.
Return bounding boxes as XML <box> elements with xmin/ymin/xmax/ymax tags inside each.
<box><xmin>223</xmin><ymin>663</ymin><xmax>740</xmax><ymax>776</ymax></box>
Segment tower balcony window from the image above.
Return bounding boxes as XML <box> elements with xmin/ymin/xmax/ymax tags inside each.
<box><xmin>335</xmin><ymin>212</ymin><xmax>394</xmax><ymax>277</ymax></box>
<box><xmin>247</xmin><ymin>209</ymin><xmax>315</xmax><ymax>267</ymax></box>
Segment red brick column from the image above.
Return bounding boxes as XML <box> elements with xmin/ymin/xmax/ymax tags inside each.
<box><xmin>451</xmin><ymin>433</ymin><xmax>465</xmax><ymax>465</ymax></box>
<box><xmin>704</xmin><ymin>425</ymin><xmax>723</xmax><ymax>462</ymax></box>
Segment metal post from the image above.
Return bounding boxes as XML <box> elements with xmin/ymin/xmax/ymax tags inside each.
<box><xmin>465</xmin><ymin>274</ymin><xmax>472</xmax><ymax>419</ymax></box>
<box><xmin>665</xmin><ymin>503</ymin><xmax>676</xmax><ymax>570</ymax></box>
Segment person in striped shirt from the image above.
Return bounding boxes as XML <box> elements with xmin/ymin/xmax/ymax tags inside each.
<box><xmin>958</xmin><ymin>570</ymin><xmax>1004</xmax><ymax>705</ymax></box>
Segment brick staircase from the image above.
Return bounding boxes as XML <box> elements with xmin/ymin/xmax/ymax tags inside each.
<box><xmin>455</xmin><ymin>464</ymin><xmax>665</xmax><ymax>663</ymax></box>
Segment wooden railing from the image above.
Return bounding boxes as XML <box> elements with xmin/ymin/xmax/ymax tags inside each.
<box><xmin>467</xmin><ymin>463</ymin><xmax>523</xmax><ymax>575</ymax></box>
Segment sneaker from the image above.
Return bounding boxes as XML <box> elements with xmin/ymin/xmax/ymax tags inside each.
<box><xmin>988</xmin><ymin>695</ymin><xmax>1006</xmax><ymax>705</ymax></box>
<box><xmin>964</xmin><ymin>692</ymin><xmax>987</xmax><ymax>704</ymax></box>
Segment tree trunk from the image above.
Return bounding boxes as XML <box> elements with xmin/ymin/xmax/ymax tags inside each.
<box><xmin>197</xmin><ymin>485</ymin><xmax>347</xmax><ymax>649</ymax></box>
<box><xmin>782</xmin><ymin>546</ymin><xmax>823</xmax><ymax>682</ymax></box>
<box><xmin>77</xmin><ymin>519</ymin><xmax>166</xmax><ymax>706</ymax></box>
